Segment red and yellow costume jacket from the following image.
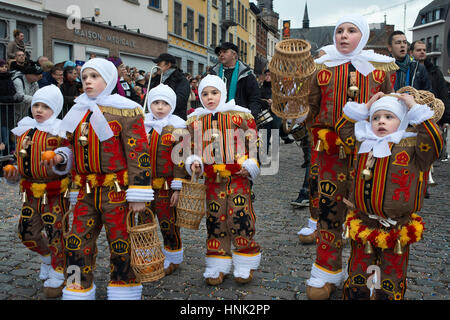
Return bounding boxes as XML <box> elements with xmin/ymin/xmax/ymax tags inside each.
<box><xmin>67</xmin><ymin>105</ymin><xmax>152</xmax><ymax>199</ymax></box>
<box><xmin>185</xmin><ymin>111</ymin><xmax>260</xmax><ymax>182</ymax></box>
<box><xmin>308</xmin><ymin>61</ymin><xmax>398</xmax><ymax>151</ymax></box>
<box><xmin>147</xmin><ymin>125</ymin><xmax>187</xmax><ymax>190</ymax></box>
<box><xmin>16</xmin><ymin>129</ymin><xmax>70</xmax><ymax>198</ymax></box>
<box><xmin>336</xmin><ymin>113</ymin><xmax>443</xmax><ymax>249</ymax></box>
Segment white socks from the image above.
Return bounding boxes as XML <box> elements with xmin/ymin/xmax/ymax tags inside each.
<box><xmin>107</xmin><ymin>285</ymin><xmax>143</xmax><ymax>300</ymax></box>
<box><xmin>62</xmin><ymin>284</ymin><xmax>96</xmax><ymax>300</ymax></box>
<box><xmin>39</xmin><ymin>255</ymin><xmax>51</xmax><ymax>280</ymax></box>
<box><xmin>232</xmin><ymin>252</ymin><xmax>261</xmax><ymax>279</ymax></box>
<box><xmin>297</xmin><ymin>218</ymin><xmax>317</xmax><ymax>236</ymax></box>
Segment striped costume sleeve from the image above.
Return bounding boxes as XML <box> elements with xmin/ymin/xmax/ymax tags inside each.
<box><xmin>414</xmin><ymin>119</ymin><xmax>443</xmax><ymax>171</ymax></box>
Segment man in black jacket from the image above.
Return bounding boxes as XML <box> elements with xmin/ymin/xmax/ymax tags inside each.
<box><xmin>149</xmin><ymin>53</ymin><xmax>190</xmax><ymax>120</ymax></box>
<box><xmin>388</xmin><ymin>31</ymin><xmax>431</xmax><ymax>91</ymax></box>
<box><xmin>410</xmin><ymin>40</ymin><xmax>449</xmax><ymax>162</ymax></box>
<box><xmin>209</xmin><ymin>42</ymin><xmax>261</xmax><ymax>118</ymax></box>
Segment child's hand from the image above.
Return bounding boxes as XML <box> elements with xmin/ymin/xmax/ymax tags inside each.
<box><xmin>397</xmin><ymin>93</ymin><xmax>416</xmax><ymax>110</ymax></box>
<box><xmin>4</xmin><ymin>167</ymin><xmax>19</xmax><ymax>183</ymax></box>
<box><xmin>190</xmin><ymin>161</ymin><xmax>201</xmax><ymax>176</ymax></box>
<box><xmin>366</xmin><ymin>92</ymin><xmax>384</xmax><ymax>110</ymax></box>
<box><xmin>129</xmin><ymin>202</ymin><xmax>146</xmax><ymax>213</ymax></box>
<box><xmin>237</xmin><ymin>167</ymin><xmax>250</xmax><ymax>178</ymax></box>
<box><xmin>41</xmin><ymin>154</ymin><xmax>64</xmax><ymax>171</ymax></box>
<box><xmin>170</xmin><ymin>190</ymin><xmax>180</xmax><ymax>207</ymax></box>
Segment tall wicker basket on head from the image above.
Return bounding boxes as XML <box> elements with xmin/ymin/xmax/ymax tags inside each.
<box><xmin>176</xmin><ymin>175</ymin><xmax>207</xmax><ymax>230</ymax></box>
<box><xmin>269</xmin><ymin>39</ymin><xmax>316</xmax><ymax>131</ymax></box>
<box><xmin>396</xmin><ymin>86</ymin><xmax>445</xmax><ymax>122</ymax></box>
<box><xmin>127</xmin><ymin>209</ymin><xmax>165</xmax><ymax>283</ymax></box>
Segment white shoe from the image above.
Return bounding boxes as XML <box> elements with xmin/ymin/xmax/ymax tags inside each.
<box><xmin>39</xmin><ymin>263</ymin><xmax>51</xmax><ymax>280</ymax></box>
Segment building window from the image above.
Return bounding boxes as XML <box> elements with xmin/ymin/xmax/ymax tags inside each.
<box><xmin>187</xmin><ymin>59</ymin><xmax>193</xmax><ymax>75</ymax></box>
<box><xmin>211</xmin><ymin>23</ymin><xmax>217</xmax><ymax>48</ymax></box>
<box><xmin>229</xmin><ymin>33</ymin><xmax>233</xmax><ymax>43</ymax></box>
<box><xmin>16</xmin><ymin>22</ymin><xmax>31</xmax><ymax>44</ymax></box>
<box><xmin>198</xmin><ymin>63</ymin><xmax>204</xmax><ymax>75</ymax></box>
<box><xmin>435</xmin><ymin>9</ymin><xmax>441</xmax><ymax>20</ymax></box>
<box><xmin>174</xmin><ymin>2</ymin><xmax>182</xmax><ymax>36</ymax></box>
<box><xmin>433</xmin><ymin>35</ymin><xmax>439</xmax><ymax>51</ymax></box>
<box><xmin>0</xmin><ymin>19</ymin><xmax>8</xmax><ymax>60</ymax></box>
<box><xmin>198</xmin><ymin>15</ymin><xmax>205</xmax><ymax>45</ymax></box>
<box><xmin>212</xmin><ymin>0</ymin><xmax>217</xmax><ymax>7</ymax></box>
<box><xmin>426</xmin><ymin>37</ymin><xmax>432</xmax><ymax>52</ymax></box>
<box><xmin>148</xmin><ymin>0</ymin><xmax>160</xmax><ymax>9</ymax></box>
<box><xmin>174</xmin><ymin>56</ymin><xmax>182</xmax><ymax>68</ymax></box>
<box><xmin>186</xmin><ymin>8</ymin><xmax>194</xmax><ymax>41</ymax></box>
<box><xmin>53</xmin><ymin>42</ymin><xmax>73</xmax><ymax>64</ymax></box>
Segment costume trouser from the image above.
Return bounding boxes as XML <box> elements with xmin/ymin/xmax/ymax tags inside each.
<box><xmin>140</xmin><ymin>187</ymin><xmax>183</xmax><ymax>267</ymax></box>
<box><xmin>64</xmin><ymin>186</ymin><xmax>139</xmax><ymax>291</ymax></box>
<box><xmin>307</xmin><ymin>149</ymin><xmax>351</xmax><ymax>288</ymax></box>
<box><xmin>18</xmin><ymin>193</ymin><xmax>68</xmax><ymax>275</ymax></box>
<box><xmin>343</xmin><ymin>240</ymin><xmax>410</xmax><ymax>300</ymax></box>
<box><xmin>204</xmin><ymin>176</ymin><xmax>261</xmax><ymax>278</ymax></box>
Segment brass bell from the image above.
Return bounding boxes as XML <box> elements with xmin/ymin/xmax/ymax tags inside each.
<box><xmin>314</xmin><ymin>140</ymin><xmax>323</xmax><ymax>152</ymax></box>
<box><xmin>85</xmin><ymin>181</ymin><xmax>92</xmax><ymax>194</ymax></box>
<box><xmin>343</xmin><ymin>225</ymin><xmax>350</xmax><ymax>239</ymax></box>
<box><xmin>19</xmin><ymin>148</ymin><xmax>28</xmax><ymax>158</ymax></box>
<box><xmin>362</xmin><ymin>168</ymin><xmax>372</xmax><ymax>181</ymax></box>
<box><xmin>215</xmin><ymin>171</ymin><xmax>221</xmax><ymax>183</ymax></box>
<box><xmin>78</xmin><ymin>135</ymin><xmax>88</xmax><ymax>147</ymax></box>
<box><xmin>347</xmin><ymin>85</ymin><xmax>360</xmax><ymax>99</ymax></box>
<box><xmin>63</xmin><ymin>188</ymin><xmax>70</xmax><ymax>198</ymax></box>
<box><xmin>163</xmin><ymin>179</ymin><xmax>170</xmax><ymax>191</ymax></box>
<box><xmin>364</xmin><ymin>241</ymin><xmax>374</xmax><ymax>254</ymax></box>
<box><xmin>21</xmin><ymin>191</ymin><xmax>28</xmax><ymax>203</ymax></box>
<box><xmin>394</xmin><ymin>239</ymin><xmax>403</xmax><ymax>255</ymax></box>
<box><xmin>339</xmin><ymin>145</ymin><xmax>347</xmax><ymax>159</ymax></box>
<box><xmin>113</xmin><ymin>179</ymin><xmax>122</xmax><ymax>193</ymax></box>
<box><xmin>41</xmin><ymin>192</ymin><xmax>48</xmax><ymax>205</ymax></box>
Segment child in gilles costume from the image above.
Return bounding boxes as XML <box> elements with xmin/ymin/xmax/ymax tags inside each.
<box><xmin>337</xmin><ymin>93</ymin><xmax>442</xmax><ymax>299</ymax></box>
<box><xmin>54</xmin><ymin>58</ymin><xmax>153</xmax><ymax>300</ymax></box>
<box><xmin>143</xmin><ymin>84</ymin><xmax>187</xmax><ymax>275</ymax></box>
<box><xmin>185</xmin><ymin>75</ymin><xmax>261</xmax><ymax>285</ymax></box>
<box><xmin>6</xmin><ymin>85</ymin><xmax>70</xmax><ymax>298</ymax></box>
<box><xmin>299</xmin><ymin>14</ymin><xmax>398</xmax><ymax>299</ymax></box>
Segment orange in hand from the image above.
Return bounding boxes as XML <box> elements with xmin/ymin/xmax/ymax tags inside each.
<box><xmin>3</xmin><ymin>164</ymin><xmax>16</xmax><ymax>173</ymax></box>
<box><xmin>41</xmin><ymin>150</ymin><xmax>56</xmax><ymax>161</ymax></box>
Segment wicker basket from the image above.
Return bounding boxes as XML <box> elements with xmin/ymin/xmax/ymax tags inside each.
<box><xmin>396</xmin><ymin>86</ymin><xmax>444</xmax><ymax>122</ymax></box>
<box><xmin>127</xmin><ymin>208</ymin><xmax>165</xmax><ymax>283</ymax></box>
<box><xmin>176</xmin><ymin>175</ymin><xmax>206</xmax><ymax>230</ymax></box>
<box><xmin>269</xmin><ymin>39</ymin><xmax>316</xmax><ymax>122</ymax></box>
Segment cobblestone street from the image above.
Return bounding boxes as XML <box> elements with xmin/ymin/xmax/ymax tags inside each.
<box><xmin>0</xmin><ymin>139</ymin><xmax>448</xmax><ymax>301</ymax></box>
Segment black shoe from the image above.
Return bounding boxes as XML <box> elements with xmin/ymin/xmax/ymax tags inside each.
<box><xmin>282</xmin><ymin>137</ymin><xmax>295</xmax><ymax>144</ymax></box>
<box><xmin>291</xmin><ymin>191</ymin><xmax>309</xmax><ymax>207</ymax></box>
<box><xmin>301</xmin><ymin>162</ymin><xmax>309</xmax><ymax>168</ymax></box>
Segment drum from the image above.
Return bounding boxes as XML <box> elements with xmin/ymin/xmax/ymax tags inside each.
<box><xmin>255</xmin><ymin>109</ymin><xmax>274</xmax><ymax>128</ymax></box>
<box><xmin>291</xmin><ymin>123</ymin><xmax>308</xmax><ymax>142</ymax></box>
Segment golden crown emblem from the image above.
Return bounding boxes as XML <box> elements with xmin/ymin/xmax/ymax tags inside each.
<box><xmin>138</xmin><ymin>153</ymin><xmax>151</xmax><ymax>169</ymax></box>
<box><xmin>232</xmin><ymin>195</ymin><xmax>246</xmax><ymax>207</ymax></box>
<box><xmin>235</xmin><ymin>236</ymin><xmax>249</xmax><ymax>247</ymax></box>
<box><xmin>111</xmin><ymin>239</ymin><xmax>129</xmax><ymax>255</ymax></box>
<box><xmin>208</xmin><ymin>201</ymin><xmax>221</xmax><ymax>213</ymax></box>
<box><xmin>42</xmin><ymin>212</ymin><xmax>56</xmax><ymax>225</ymax></box>
<box><xmin>207</xmin><ymin>239</ymin><xmax>221</xmax><ymax>250</ymax></box>
<box><xmin>66</xmin><ymin>234</ymin><xmax>82</xmax><ymax>251</ymax></box>
<box><xmin>319</xmin><ymin>180</ymin><xmax>337</xmax><ymax>197</ymax></box>
<box><xmin>108</xmin><ymin>190</ymin><xmax>126</xmax><ymax>203</ymax></box>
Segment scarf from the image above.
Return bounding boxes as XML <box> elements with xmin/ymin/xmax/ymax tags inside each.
<box><xmin>60</xmin><ymin>58</ymin><xmax>142</xmax><ymax>142</ymax></box>
<box><xmin>315</xmin><ymin>14</ymin><xmax>395</xmax><ymax>76</ymax></box>
<box><xmin>394</xmin><ymin>55</ymin><xmax>412</xmax><ymax>91</ymax></box>
<box><xmin>144</xmin><ymin>84</ymin><xmax>186</xmax><ymax>134</ymax></box>
<box><xmin>11</xmin><ymin>84</ymin><xmax>64</xmax><ymax>137</ymax></box>
<box><xmin>218</xmin><ymin>61</ymin><xmax>240</xmax><ymax>101</ymax></box>
<box><xmin>188</xmin><ymin>74</ymin><xmax>250</xmax><ymax>118</ymax></box>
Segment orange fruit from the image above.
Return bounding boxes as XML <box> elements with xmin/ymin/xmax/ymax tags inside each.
<box><xmin>3</xmin><ymin>164</ymin><xmax>16</xmax><ymax>173</ymax></box>
<box><xmin>41</xmin><ymin>150</ymin><xmax>56</xmax><ymax>161</ymax></box>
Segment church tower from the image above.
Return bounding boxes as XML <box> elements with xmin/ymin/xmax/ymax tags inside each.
<box><xmin>303</xmin><ymin>1</ymin><xmax>310</xmax><ymax>29</ymax></box>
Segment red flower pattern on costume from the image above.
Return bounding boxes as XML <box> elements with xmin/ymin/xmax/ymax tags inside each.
<box><xmin>103</xmin><ymin>138</ymin><xmax>127</xmax><ymax>171</ymax></box>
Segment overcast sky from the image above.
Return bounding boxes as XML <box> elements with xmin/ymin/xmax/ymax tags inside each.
<box><xmin>272</xmin><ymin>0</ymin><xmax>434</xmax><ymax>41</ymax></box>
